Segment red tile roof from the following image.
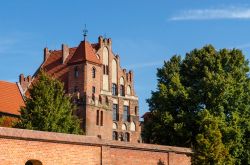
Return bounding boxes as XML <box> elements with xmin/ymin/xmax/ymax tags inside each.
<box><xmin>68</xmin><ymin>41</ymin><xmax>101</xmax><ymax>65</ymax></box>
<box><xmin>0</xmin><ymin>81</ymin><xmax>25</xmax><ymax>115</ymax></box>
<box><xmin>34</xmin><ymin>40</ymin><xmax>101</xmax><ymax>94</ymax></box>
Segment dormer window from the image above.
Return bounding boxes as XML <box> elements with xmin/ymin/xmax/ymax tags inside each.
<box><xmin>74</xmin><ymin>66</ymin><xmax>79</xmax><ymax>78</ymax></box>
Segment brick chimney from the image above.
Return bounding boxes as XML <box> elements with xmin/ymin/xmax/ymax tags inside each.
<box><xmin>98</xmin><ymin>36</ymin><xmax>103</xmax><ymax>47</ymax></box>
<box><xmin>62</xmin><ymin>44</ymin><xmax>69</xmax><ymax>63</ymax></box>
<box><xmin>44</xmin><ymin>47</ymin><xmax>50</xmax><ymax>61</ymax></box>
<box><xmin>19</xmin><ymin>74</ymin><xmax>32</xmax><ymax>92</ymax></box>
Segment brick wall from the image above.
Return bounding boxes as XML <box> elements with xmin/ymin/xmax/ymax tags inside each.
<box><xmin>0</xmin><ymin>127</ymin><xmax>192</xmax><ymax>165</ymax></box>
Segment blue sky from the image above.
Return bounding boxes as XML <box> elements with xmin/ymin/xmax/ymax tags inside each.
<box><xmin>1</xmin><ymin>0</ymin><xmax>250</xmax><ymax>116</ymax></box>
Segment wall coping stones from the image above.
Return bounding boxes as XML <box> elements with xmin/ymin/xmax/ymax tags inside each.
<box><xmin>0</xmin><ymin>127</ymin><xmax>192</xmax><ymax>154</ymax></box>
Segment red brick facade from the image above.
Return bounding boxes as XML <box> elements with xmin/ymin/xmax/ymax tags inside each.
<box><xmin>19</xmin><ymin>36</ymin><xmax>141</xmax><ymax>143</ymax></box>
<box><xmin>0</xmin><ymin>127</ymin><xmax>192</xmax><ymax>165</ymax></box>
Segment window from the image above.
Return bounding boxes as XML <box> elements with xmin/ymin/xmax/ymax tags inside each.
<box><xmin>106</xmin><ymin>65</ymin><xmax>109</xmax><ymax>74</ymax></box>
<box><xmin>92</xmin><ymin>93</ymin><xmax>95</xmax><ymax>102</ymax></box>
<box><xmin>120</xmin><ymin>132</ymin><xmax>124</xmax><ymax>141</ymax></box>
<box><xmin>113</xmin><ymin>104</ymin><xmax>119</xmax><ymax>121</ymax></box>
<box><xmin>113</xmin><ymin>122</ymin><xmax>118</xmax><ymax>129</ymax></box>
<box><xmin>100</xmin><ymin>111</ymin><xmax>103</xmax><ymax>126</ymax></box>
<box><xmin>92</xmin><ymin>86</ymin><xmax>96</xmax><ymax>93</ymax></box>
<box><xmin>96</xmin><ymin>110</ymin><xmax>99</xmax><ymax>125</ymax></box>
<box><xmin>99</xmin><ymin>95</ymin><xmax>102</xmax><ymax>104</ymax></box>
<box><xmin>120</xmin><ymin>85</ymin><xmax>125</xmax><ymax>96</ymax></box>
<box><xmin>123</xmin><ymin>105</ymin><xmax>129</xmax><ymax>121</ymax></box>
<box><xmin>130</xmin><ymin>121</ymin><xmax>136</xmax><ymax>131</ymax></box>
<box><xmin>112</xmin><ymin>83</ymin><xmax>117</xmax><ymax>95</ymax></box>
<box><xmin>105</xmin><ymin>96</ymin><xmax>109</xmax><ymax>105</ymax></box>
<box><xmin>74</xmin><ymin>66</ymin><xmax>79</xmax><ymax>78</ymax></box>
<box><xmin>112</xmin><ymin>131</ymin><xmax>118</xmax><ymax>140</ymax></box>
<box><xmin>127</xmin><ymin>85</ymin><xmax>131</xmax><ymax>95</ymax></box>
<box><xmin>124</xmin><ymin>132</ymin><xmax>130</xmax><ymax>142</ymax></box>
<box><xmin>103</xmin><ymin>65</ymin><xmax>109</xmax><ymax>75</ymax></box>
<box><xmin>92</xmin><ymin>67</ymin><xmax>96</xmax><ymax>78</ymax></box>
<box><xmin>122</xmin><ymin>123</ymin><xmax>127</xmax><ymax>131</ymax></box>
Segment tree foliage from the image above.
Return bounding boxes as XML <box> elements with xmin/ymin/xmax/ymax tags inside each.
<box><xmin>15</xmin><ymin>71</ymin><xmax>82</xmax><ymax>134</ymax></box>
<box><xmin>143</xmin><ymin>45</ymin><xmax>250</xmax><ymax>164</ymax></box>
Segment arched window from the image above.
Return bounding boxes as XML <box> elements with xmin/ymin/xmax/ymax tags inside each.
<box><xmin>123</xmin><ymin>105</ymin><xmax>129</xmax><ymax>122</ymax></box>
<box><xmin>120</xmin><ymin>132</ymin><xmax>124</xmax><ymax>141</ymax></box>
<box><xmin>113</xmin><ymin>131</ymin><xmax>118</xmax><ymax>140</ymax></box>
<box><xmin>99</xmin><ymin>95</ymin><xmax>102</xmax><ymax>104</ymax></box>
<box><xmin>100</xmin><ymin>111</ymin><xmax>103</xmax><ymax>126</ymax></box>
<box><xmin>127</xmin><ymin>85</ymin><xmax>131</xmax><ymax>95</ymax></box>
<box><xmin>112</xmin><ymin>103</ymin><xmax>118</xmax><ymax>121</ymax></box>
<box><xmin>122</xmin><ymin>123</ymin><xmax>127</xmax><ymax>131</ymax></box>
<box><xmin>74</xmin><ymin>66</ymin><xmax>79</xmax><ymax>78</ymax></box>
<box><xmin>120</xmin><ymin>77</ymin><xmax>125</xmax><ymax>96</ymax></box>
<box><xmin>25</xmin><ymin>160</ymin><xmax>42</xmax><ymax>165</ymax></box>
<box><xmin>112</xmin><ymin>59</ymin><xmax>117</xmax><ymax>83</ymax></box>
<box><xmin>105</xmin><ymin>96</ymin><xmax>109</xmax><ymax>105</ymax></box>
<box><xmin>96</xmin><ymin>110</ymin><xmax>99</xmax><ymax>125</ymax></box>
<box><xmin>103</xmin><ymin>47</ymin><xmax>109</xmax><ymax>75</ymax></box>
<box><xmin>112</xmin><ymin>83</ymin><xmax>117</xmax><ymax>96</ymax></box>
<box><xmin>130</xmin><ymin>121</ymin><xmax>136</xmax><ymax>131</ymax></box>
<box><xmin>124</xmin><ymin>132</ymin><xmax>130</xmax><ymax>142</ymax></box>
<box><xmin>92</xmin><ymin>67</ymin><xmax>96</xmax><ymax>78</ymax></box>
<box><xmin>113</xmin><ymin>122</ymin><xmax>118</xmax><ymax>129</ymax></box>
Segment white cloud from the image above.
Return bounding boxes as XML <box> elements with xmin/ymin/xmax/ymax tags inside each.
<box><xmin>170</xmin><ymin>6</ymin><xmax>250</xmax><ymax>21</ymax></box>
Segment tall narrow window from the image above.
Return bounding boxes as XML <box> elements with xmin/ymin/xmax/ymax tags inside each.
<box><xmin>103</xmin><ymin>65</ymin><xmax>105</xmax><ymax>74</ymax></box>
<box><xmin>112</xmin><ymin>131</ymin><xmax>118</xmax><ymax>140</ymax></box>
<box><xmin>113</xmin><ymin>104</ymin><xmax>118</xmax><ymax>121</ymax></box>
<box><xmin>92</xmin><ymin>67</ymin><xmax>96</xmax><ymax>78</ymax></box>
<box><xmin>125</xmin><ymin>132</ymin><xmax>130</xmax><ymax>142</ymax></box>
<box><xmin>123</xmin><ymin>106</ymin><xmax>129</xmax><ymax>122</ymax></box>
<box><xmin>120</xmin><ymin>85</ymin><xmax>125</xmax><ymax>96</ymax></box>
<box><xmin>100</xmin><ymin>111</ymin><xmax>103</xmax><ymax>126</ymax></box>
<box><xmin>103</xmin><ymin>65</ymin><xmax>109</xmax><ymax>75</ymax></box>
<box><xmin>92</xmin><ymin>86</ymin><xmax>96</xmax><ymax>93</ymax></box>
<box><xmin>74</xmin><ymin>66</ymin><xmax>79</xmax><ymax>78</ymax></box>
<box><xmin>105</xmin><ymin>96</ymin><xmax>109</xmax><ymax>105</ymax></box>
<box><xmin>112</xmin><ymin>83</ymin><xmax>117</xmax><ymax>95</ymax></box>
<box><xmin>96</xmin><ymin>110</ymin><xmax>99</xmax><ymax>125</ymax></box>
<box><xmin>106</xmin><ymin>65</ymin><xmax>109</xmax><ymax>75</ymax></box>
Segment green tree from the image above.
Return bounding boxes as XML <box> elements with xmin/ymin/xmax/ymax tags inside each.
<box><xmin>15</xmin><ymin>71</ymin><xmax>82</xmax><ymax>134</ymax></box>
<box><xmin>143</xmin><ymin>45</ymin><xmax>250</xmax><ymax>164</ymax></box>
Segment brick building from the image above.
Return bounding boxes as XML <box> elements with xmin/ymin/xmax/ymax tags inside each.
<box><xmin>18</xmin><ymin>36</ymin><xmax>141</xmax><ymax>143</ymax></box>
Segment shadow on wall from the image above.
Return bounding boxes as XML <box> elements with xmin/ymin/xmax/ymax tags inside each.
<box><xmin>157</xmin><ymin>159</ymin><xmax>166</xmax><ymax>165</ymax></box>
